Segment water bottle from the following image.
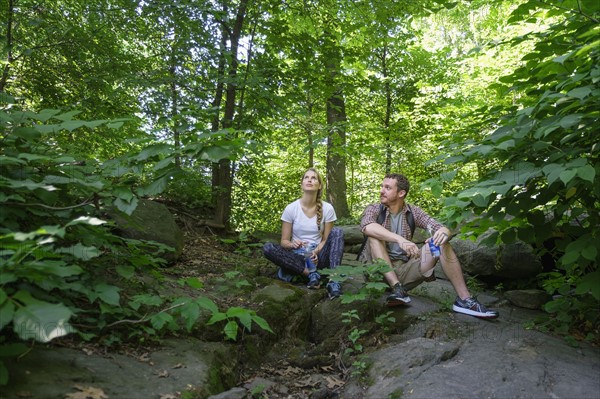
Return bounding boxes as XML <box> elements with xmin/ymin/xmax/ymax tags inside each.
<box><xmin>427</xmin><ymin>224</ymin><xmax>441</xmax><ymax>258</ymax></box>
<box><xmin>304</xmin><ymin>242</ymin><xmax>317</xmax><ymax>271</ymax></box>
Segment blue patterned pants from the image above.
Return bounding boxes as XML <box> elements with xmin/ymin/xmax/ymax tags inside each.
<box><xmin>263</xmin><ymin>227</ymin><xmax>345</xmax><ymax>276</ymax></box>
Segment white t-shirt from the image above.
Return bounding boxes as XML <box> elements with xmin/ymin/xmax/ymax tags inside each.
<box><xmin>281</xmin><ymin>199</ymin><xmax>337</xmax><ymax>245</ymax></box>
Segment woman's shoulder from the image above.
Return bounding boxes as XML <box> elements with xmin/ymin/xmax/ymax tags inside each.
<box><xmin>283</xmin><ymin>199</ymin><xmax>301</xmax><ymax>213</ymax></box>
<box><xmin>321</xmin><ymin>200</ymin><xmax>334</xmax><ymax>210</ymax></box>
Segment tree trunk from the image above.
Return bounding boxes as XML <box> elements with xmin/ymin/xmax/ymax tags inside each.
<box><xmin>1</xmin><ymin>0</ymin><xmax>14</xmax><ymax>93</ymax></box>
<box><xmin>323</xmin><ymin>30</ymin><xmax>350</xmax><ymax>218</ymax></box>
<box><xmin>382</xmin><ymin>43</ymin><xmax>393</xmax><ymax>174</ymax></box>
<box><xmin>212</xmin><ymin>0</ymin><xmax>248</xmax><ymax>229</ymax></box>
<box><xmin>169</xmin><ymin>42</ymin><xmax>180</xmax><ymax>168</ymax></box>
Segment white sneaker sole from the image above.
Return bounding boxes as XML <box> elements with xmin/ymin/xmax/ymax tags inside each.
<box><xmin>452</xmin><ymin>305</ymin><xmax>499</xmax><ymax>319</ymax></box>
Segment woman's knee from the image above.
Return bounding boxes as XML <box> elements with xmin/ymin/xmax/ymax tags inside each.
<box><xmin>263</xmin><ymin>242</ymin><xmax>276</xmax><ymax>256</ymax></box>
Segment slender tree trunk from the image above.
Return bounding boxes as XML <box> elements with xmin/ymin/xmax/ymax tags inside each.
<box><xmin>1</xmin><ymin>0</ymin><xmax>14</xmax><ymax>92</ymax></box>
<box><xmin>213</xmin><ymin>0</ymin><xmax>248</xmax><ymax>229</ymax></box>
<box><xmin>306</xmin><ymin>92</ymin><xmax>314</xmax><ymax>168</ymax></box>
<box><xmin>382</xmin><ymin>44</ymin><xmax>393</xmax><ymax>173</ymax></box>
<box><xmin>211</xmin><ymin>14</ymin><xmax>227</xmax><ymax>206</ymax></box>
<box><xmin>169</xmin><ymin>43</ymin><xmax>180</xmax><ymax>167</ymax></box>
<box><xmin>323</xmin><ymin>29</ymin><xmax>350</xmax><ymax>218</ymax></box>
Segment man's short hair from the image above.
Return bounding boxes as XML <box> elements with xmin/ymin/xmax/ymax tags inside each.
<box><xmin>385</xmin><ymin>173</ymin><xmax>410</xmax><ymax>195</ymax></box>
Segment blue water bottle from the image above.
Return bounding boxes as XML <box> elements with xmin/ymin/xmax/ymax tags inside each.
<box><xmin>304</xmin><ymin>242</ymin><xmax>317</xmax><ymax>270</ymax></box>
<box><xmin>427</xmin><ymin>224</ymin><xmax>441</xmax><ymax>258</ymax></box>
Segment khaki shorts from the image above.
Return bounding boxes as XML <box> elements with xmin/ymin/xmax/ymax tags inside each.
<box><xmin>359</xmin><ymin>242</ymin><xmax>434</xmax><ymax>291</ymax></box>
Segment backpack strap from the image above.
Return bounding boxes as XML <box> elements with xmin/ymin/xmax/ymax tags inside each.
<box><xmin>406</xmin><ymin>204</ymin><xmax>415</xmax><ymax>237</ymax></box>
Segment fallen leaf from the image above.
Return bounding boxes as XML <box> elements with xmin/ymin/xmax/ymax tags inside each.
<box><xmin>325</xmin><ymin>376</ymin><xmax>344</xmax><ymax>389</ymax></box>
<box><xmin>65</xmin><ymin>385</ymin><xmax>108</xmax><ymax>399</ymax></box>
<box><xmin>172</xmin><ymin>363</ymin><xmax>185</xmax><ymax>369</ymax></box>
<box><xmin>156</xmin><ymin>369</ymin><xmax>170</xmax><ymax>378</ymax></box>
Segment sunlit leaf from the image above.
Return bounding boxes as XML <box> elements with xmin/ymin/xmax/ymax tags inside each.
<box><xmin>13</xmin><ymin>302</ymin><xmax>73</xmax><ymax>342</ymax></box>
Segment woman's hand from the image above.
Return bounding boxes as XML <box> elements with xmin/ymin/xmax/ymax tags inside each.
<box><xmin>287</xmin><ymin>239</ymin><xmax>303</xmax><ymax>250</ymax></box>
<box><xmin>309</xmin><ymin>249</ymin><xmax>318</xmax><ymax>264</ymax></box>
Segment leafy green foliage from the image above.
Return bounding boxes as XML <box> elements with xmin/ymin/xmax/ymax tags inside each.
<box><xmin>437</xmin><ymin>0</ymin><xmax>600</xmax><ymax>340</ymax></box>
<box><xmin>207</xmin><ymin>306</ymin><xmax>273</xmax><ymax>342</ymax></box>
<box><xmin>0</xmin><ymin>105</ymin><xmax>271</xmax><ymax>385</ymax></box>
<box><xmin>321</xmin><ymin>261</ymin><xmax>391</xmax><ymax>305</ymax></box>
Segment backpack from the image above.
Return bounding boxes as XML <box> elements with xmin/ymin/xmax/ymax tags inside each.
<box><xmin>356</xmin><ymin>203</ymin><xmax>415</xmax><ymax>260</ymax></box>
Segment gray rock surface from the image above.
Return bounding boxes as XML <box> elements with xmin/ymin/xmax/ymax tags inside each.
<box><xmin>2</xmin><ymin>338</ymin><xmax>236</xmax><ymax>399</ymax></box>
<box><xmin>2</xmin><ymin>252</ymin><xmax>598</xmax><ymax>399</ymax></box>
<box><xmin>108</xmin><ymin>199</ymin><xmax>184</xmax><ymax>263</ymax></box>
<box><xmin>340</xmin><ymin>224</ymin><xmax>542</xmax><ymax>281</ymax></box>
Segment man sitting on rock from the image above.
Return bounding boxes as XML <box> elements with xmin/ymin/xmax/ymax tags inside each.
<box><xmin>359</xmin><ymin>172</ymin><xmax>499</xmax><ymax>319</ymax></box>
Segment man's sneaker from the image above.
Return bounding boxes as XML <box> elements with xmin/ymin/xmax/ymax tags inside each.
<box><xmin>307</xmin><ymin>271</ymin><xmax>321</xmax><ymax>289</ymax></box>
<box><xmin>452</xmin><ymin>296</ymin><xmax>499</xmax><ymax>319</ymax></box>
<box><xmin>326</xmin><ymin>281</ymin><xmax>342</xmax><ymax>299</ymax></box>
<box><xmin>386</xmin><ymin>283</ymin><xmax>411</xmax><ymax>306</ymax></box>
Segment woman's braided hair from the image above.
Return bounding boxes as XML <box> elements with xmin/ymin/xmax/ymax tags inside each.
<box><xmin>305</xmin><ymin>168</ymin><xmax>324</xmax><ymax>232</ymax></box>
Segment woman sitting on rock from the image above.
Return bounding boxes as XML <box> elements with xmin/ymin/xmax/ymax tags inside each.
<box><xmin>263</xmin><ymin>168</ymin><xmax>344</xmax><ymax>299</ymax></box>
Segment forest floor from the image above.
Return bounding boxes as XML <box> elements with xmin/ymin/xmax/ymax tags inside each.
<box><xmin>4</xmin><ymin>207</ymin><xmax>599</xmax><ymax>399</ymax></box>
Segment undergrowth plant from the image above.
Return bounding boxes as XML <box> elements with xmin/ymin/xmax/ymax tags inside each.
<box><xmin>0</xmin><ymin>105</ymin><xmax>271</xmax><ymax>385</ymax></box>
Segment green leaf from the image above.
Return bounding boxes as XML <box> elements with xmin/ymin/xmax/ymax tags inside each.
<box><xmin>559</xmin><ymin>114</ymin><xmax>582</xmax><ymax>129</ymax></box>
<box><xmin>113</xmin><ymin>196</ymin><xmax>138</xmax><ymax>215</ymax></box>
<box><xmin>196</xmin><ymin>297</ymin><xmax>218</xmax><ymax>313</ymax></box>
<box><xmin>207</xmin><ymin>312</ymin><xmax>227</xmax><ymax>325</ymax></box>
<box><xmin>200</xmin><ymin>146</ymin><xmax>233</xmax><ymax>162</ymax></box>
<box><xmin>251</xmin><ymin>315</ymin><xmax>273</xmax><ymax>333</ymax></box>
<box><xmin>576</xmin><ymin>164</ymin><xmax>595</xmax><ymax>183</ymax></box>
<box><xmin>231</xmin><ymin>310</ymin><xmax>252</xmax><ymax>331</ymax></box>
<box><xmin>575</xmin><ymin>271</ymin><xmax>600</xmax><ymax>300</ymax></box>
<box><xmin>223</xmin><ymin>320</ymin><xmax>238</xmax><ymax>341</ymax></box>
<box><xmin>128</xmin><ymin>294</ymin><xmax>162</xmax><ymax>311</ymax></box>
<box><xmin>95</xmin><ymin>284</ymin><xmax>121</xmax><ymax>306</ymax></box>
<box><xmin>60</xmin><ymin>120</ymin><xmax>87</xmax><ymax>132</ymax></box>
<box><xmin>54</xmin><ymin>110</ymin><xmax>82</xmax><ymax>121</ymax></box>
<box><xmin>116</xmin><ymin>264</ymin><xmax>135</xmax><ymax>279</ymax></box>
<box><xmin>0</xmin><ymin>300</ymin><xmax>15</xmax><ymax>331</ymax></box>
<box><xmin>581</xmin><ymin>246</ymin><xmax>597</xmax><ymax>261</ymax></box>
<box><xmin>150</xmin><ymin>312</ymin><xmax>173</xmax><ymax>330</ymax></box>
<box><xmin>567</xmin><ymin>86</ymin><xmax>592</xmax><ymax>99</ymax></box>
<box><xmin>136</xmin><ymin>177</ymin><xmax>168</xmax><ymax>197</ymax></box>
<box><xmin>560</xmin><ymin>249</ymin><xmax>580</xmax><ymax>265</ymax></box>
<box><xmin>29</xmin><ymin>261</ymin><xmax>83</xmax><ymax>278</ymax></box>
<box><xmin>559</xmin><ymin>169</ymin><xmax>577</xmax><ymax>185</ymax></box>
<box><xmin>183</xmin><ymin>277</ymin><xmax>203</xmax><ymax>289</ymax></box>
<box><xmin>13</xmin><ymin>302</ymin><xmax>73</xmax><ymax>342</ymax></box>
<box><xmin>179</xmin><ymin>302</ymin><xmax>200</xmax><ymax>331</ymax></box>
<box><xmin>57</xmin><ymin>243</ymin><xmax>100</xmax><ymax>261</ymax></box>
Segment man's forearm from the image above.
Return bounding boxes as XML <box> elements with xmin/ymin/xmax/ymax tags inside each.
<box><xmin>363</xmin><ymin>223</ymin><xmax>403</xmax><ymax>243</ymax></box>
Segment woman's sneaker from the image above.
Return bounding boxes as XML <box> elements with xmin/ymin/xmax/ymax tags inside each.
<box><xmin>307</xmin><ymin>271</ymin><xmax>321</xmax><ymax>289</ymax></box>
<box><xmin>452</xmin><ymin>296</ymin><xmax>499</xmax><ymax>319</ymax></box>
<box><xmin>386</xmin><ymin>283</ymin><xmax>411</xmax><ymax>306</ymax></box>
<box><xmin>326</xmin><ymin>281</ymin><xmax>342</xmax><ymax>299</ymax></box>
